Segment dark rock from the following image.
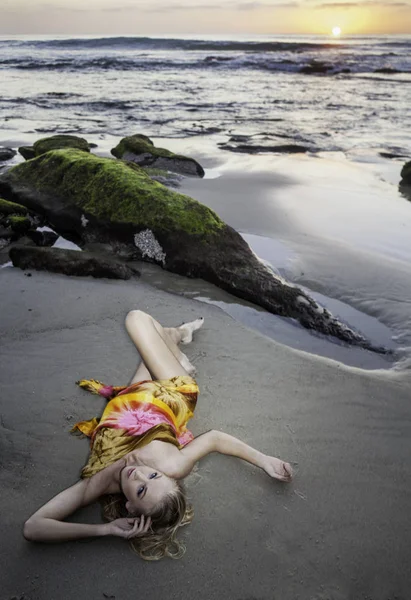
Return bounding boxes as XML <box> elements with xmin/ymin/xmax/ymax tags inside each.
<box><xmin>26</xmin><ymin>229</ymin><xmax>59</xmax><ymax>247</ymax></box>
<box><xmin>111</xmin><ymin>134</ymin><xmax>204</xmax><ymax>178</ymax></box>
<box><xmin>380</xmin><ymin>152</ymin><xmax>408</xmax><ymax>160</ymax></box>
<box><xmin>19</xmin><ymin>135</ymin><xmax>90</xmax><ymax>161</ymax></box>
<box><xmin>8</xmin><ymin>234</ymin><xmax>36</xmax><ymax>246</ymax></box>
<box><xmin>18</xmin><ymin>146</ymin><xmax>36</xmax><ymax>160</ymax></box>
<box><xmin>400</xmin><ymin>160</ymin><xmax>411</xmax><ymax>184</ymax></box>
<box><xmin>88</xmin><ymin>143</ymin><xmax>98</xmax><ymax>149</ymax></box>
<box><xmin>0</xmin><ymin>226</ymin><xmax>13</xmax><ymax>240</ymax></box>
<box><xmin>9</xmin><ymin>246</ymin><xmax>139</xmax><ymax>280</ymax></box>
<box><xmin>0</xmin><ymin>227</ymin><xmax>13</xmax><ymax>249</ymax></box>
<box><xmin>300</xmin><ymin>62</ymin><xmax>331</xmax><ymax>74</ymax></box>
<box><xmin>0</xmin><ymin>147</ymin><xmax>16</xmax><ymax>161</ymax></box>
<box><xmin>33</xmin><ymin>134</ymin><xmax>90</xmax><ymax>156</ymax></box>
<box><xmin>140</xmin><ymin>166</ymin><xmax>183</xmax><ymax>188</ymax></box>
<box><xmin>399</xmin><ymin>183</ymin><xmax>411</xmax><ymax>202</ymax></box>
<box><xmin>8</xmin><ymin>215</ymin><xmax>31</xmax><ymax>235</ymax></box>
<box><xmin>219</xmin><ymin>142</ymin><xmax>312</xmax><ymax>154</ymax></box>
<box><xmin>0</xmin><ymin>148</ymin><xmax>386</xmax><ymax>352</ymax></box>
<box><xmin>374</xmin><ymin>67</ymin><xmax>400</xmax><ymax>74</ymax></box>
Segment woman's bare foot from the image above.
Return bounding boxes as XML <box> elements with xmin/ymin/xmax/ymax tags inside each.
<box><xmin>179</xmin><ymin>317</ymin><xmax>204</xmax><ymax>345</ymax></box>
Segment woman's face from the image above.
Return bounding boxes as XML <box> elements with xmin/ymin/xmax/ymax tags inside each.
<box><xmin>120</xmin><ymin>464</ymin><xmax>175</xmax><ymax>515</ymax></box>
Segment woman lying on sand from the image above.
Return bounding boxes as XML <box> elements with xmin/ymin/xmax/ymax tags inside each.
<box><xmin>24</xmin><ymin>310</ymin><xmax>293</xmax><ymax>560</ymax></box>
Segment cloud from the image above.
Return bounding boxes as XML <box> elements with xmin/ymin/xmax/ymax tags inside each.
<box><xmin>14</xmin><ymin>0</ymin><xmax>300</xmax><ymax>13</ymax></box>
<box><xmin>236</xmin><ymin>1</ymin><xmax>299</xmax><ymax>8</ymax></box>
<box><xmin>314</xmin><ymin>0</ymin><xmax>410</xmax><ymax>6</ymax></box>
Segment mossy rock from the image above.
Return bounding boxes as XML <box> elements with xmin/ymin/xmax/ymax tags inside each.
<box><xmin>0</xmin><ymin>147</ymin><xmax>389</xmax><ymax>352</ymax></box>
<box><xmin>18</xmin><ymin>135</ymin><xmax>90</xmax><ymax>161</ymax></box>
<box><xmin>0</xmin><ymin>197</ymin><xmax>28</xmax><ymax>216</ymax></box>
<box><xmin>8</xmin><ymin>215</ymin><xmax>31</xmax><ymax>234</ymax></box>
<box><xmin>33</xmin><ymin>135</ymin><xmax>90</xmax><ymax>157</ymax></box>
<box><xmin>401</xmin><ymin>161</ymin><xmax>411</xmax><ymax>184</ymax></box>
<box><xmin>141</xmin><ymin>167</ymin><xmax>169</xmax><ymax>177</ymax></box>
<box><xmin>19</xmin><ymin>146</ymin><xmax>36</xmax><ymax>160</ymax></box>
<box><xmin>111</xmin><ymin>134</ymin><xmax>204</xmax><ymax>178</ymax></box>
<box><xmin>1</xmin><ymin>149</ymin><xmax>220</xmax><ymax>237</ymax></box>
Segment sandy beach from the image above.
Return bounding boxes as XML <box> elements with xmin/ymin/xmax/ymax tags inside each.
<box><xmin>1</xmin><ymin>266</ymin><xmax>411</xmax><ymax>599</ymax></box>
<box><xmin>1</xmin><ymin>31</ymin><xmax>411</xmax><ymax>599</ymax></box>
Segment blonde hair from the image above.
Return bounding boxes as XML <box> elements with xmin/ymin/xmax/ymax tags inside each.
<box><xmin>101</xmin><ymin>481</ymin><xmax>193</xmax><ymax>561</ymax></box>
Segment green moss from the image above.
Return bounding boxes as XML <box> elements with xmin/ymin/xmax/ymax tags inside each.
<box><xmin>111</xmin><ymin>135</ymin><xmax>196</xmax><ymax>163</ymax></box>
<box><xmin>8</xmin><ymin>215</ymin><xmax>31</xmax><ymax>234</ymax></box>
<box><xmin>0</xmin><ymin>197</ymin><xmax>28</xmax><ymax>215</ymax></box>
<box><xmin>33</xmin><ymin>135</ymin><xmax>90</xmax><ymax>157</ymax></box>
<box><xmin>401</xmin><ymin>161</ymin><xmax>411</xmax><ymax>183</ymax></box>
<box><xmin>6</xmin><ymin>149</ymin><xmax>224</xmax><ymax>236</ymax></box>
<box><xmin>141</xmin><ymin>167</ymin><xmax>170</xmax><ymax>177</ymax></box>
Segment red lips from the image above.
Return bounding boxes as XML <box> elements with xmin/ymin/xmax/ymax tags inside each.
<box><xmin>127</xmin><ymin>467</ymin><xmax>135</xmax><ymax>479</ymax></box>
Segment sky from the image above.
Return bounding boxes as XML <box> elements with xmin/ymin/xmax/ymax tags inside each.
<box><xmin>1</xmin><ymin>0</ymin><xmax>410</xmax><ymax>35</ymax></box>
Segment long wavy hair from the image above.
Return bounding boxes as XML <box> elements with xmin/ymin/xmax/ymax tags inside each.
<box><xmin>101</xmin><ymin>480</ymin><xmax>193</xmax><ymax>560</ymax></box>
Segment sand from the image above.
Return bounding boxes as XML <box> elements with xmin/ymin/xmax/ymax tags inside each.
<box><xmin>1</xmin><ymin>266</ymin><xmax>411</xmax><ymax>600</ymax></box>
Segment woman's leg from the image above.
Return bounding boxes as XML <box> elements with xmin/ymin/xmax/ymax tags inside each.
<box><xmin>125</xmin><ymin>311</ymin><xmax>203</xmax><ymax>382</ymax></box>
<box><xmin>128</xmin><ymin>361</ymin><xmax>152</xmax><ymax>384</ymax></box>
<box><xmin>128</xmin><ymin>322</ymin><xmax>200</xmax><ymax>384</ymax></box>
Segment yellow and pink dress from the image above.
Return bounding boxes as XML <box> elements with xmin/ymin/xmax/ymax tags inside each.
<box><xmin>72</xmin><ymin>376</ymin><xmax>198</xmax><ymax>478</ymax></box>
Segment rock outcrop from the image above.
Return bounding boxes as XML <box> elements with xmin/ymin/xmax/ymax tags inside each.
<box><xmin>26</xmin><ymin>229</ymin><xmax>59</xmax><ymax>247</ymax></box>
<box><xmin>18</xmin><ymin>134</ymin><xmax>90</xmax><ymax>161</ymax></box>
<box><xmin>9</xmin><ymin>246</ymin><xmax>138</xmax><ymax>280</ymax></box>
<box><xmin>0</xmin><ymin>198</ymin><xmax>28</xmax><ymax>216</ymax></box>
<box><xmin>400</xmin><ymin>161</ymin><xmax>411</xmax><ymax>184</ymax></box>
<box><xmin>0</xmin><ymin>147</ymin><xmax>16</xmax><ymax>161</ymax></box>
<box><xmin>0</xmin><ymin>197</ymin><xmax>32</xmax><ymax>247</ymax></box>
<box><xmin>219</xmin><ymin>142</ymin><xmax>311</xmax><ymax>154</ymax></box>
<box><xmin>111</xmin><ymin>134</ymin><xmax>204</xmax><ymax>178</ymax></box>
<box><xmin>0</xmin><ymin>148</ymin><xmax>386</xmax><ymax>352</ymax></box>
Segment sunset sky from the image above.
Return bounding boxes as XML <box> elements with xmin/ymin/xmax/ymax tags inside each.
<box><xmin>1</xmin><ymin>0</ymin><xmax>410</xmax><ymax>35</ymax></box>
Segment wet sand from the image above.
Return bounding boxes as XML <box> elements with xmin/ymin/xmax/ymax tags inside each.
<box><xmin>179</xmin><ymin>151</ymin><xmax>411</xmax><ymax>369</ymax></box>
<box><xmin>1</xmin><ymin>267</ymin><xmax>411</xmax><ymax>599</ymax></box>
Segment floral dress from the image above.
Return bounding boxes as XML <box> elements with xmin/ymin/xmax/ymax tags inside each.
<box><xmin>72</xmin><ymin>376</ymin><xmax>198</xmax><ymax>478</ymax></box>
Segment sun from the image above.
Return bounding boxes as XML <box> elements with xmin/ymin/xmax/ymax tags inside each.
<box><xmin>332</xmin><ymin>26</ymin><xmax>342</xmax><ymax>36</ymax></box>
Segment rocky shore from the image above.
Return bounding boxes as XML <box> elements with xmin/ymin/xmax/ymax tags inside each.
<box><xmin>1</xmin><ymin>133</ymin><xmax>410</xmax><ymax>354</ymax></box>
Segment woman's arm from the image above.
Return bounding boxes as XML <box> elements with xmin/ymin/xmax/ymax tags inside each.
<box><xmin>23</xmin><ymin>460</ymin><xmax>151</xmax><ymax>543</ymax></box>
<box><xmin>23</xmin><ymin>479</ymin><xmax>109</xmax><ymax>542</ymax></box>
<box><xmin>173</xmin><ymin>430</ymin><xmax>292</xmax><ymax>481</ymax></box>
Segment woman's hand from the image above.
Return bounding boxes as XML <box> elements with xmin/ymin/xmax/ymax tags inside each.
<box><xmin>107</xmin><ymin>515</ymin><xmax>152</xmax><ymax>539</ymax></box>
<box><xmin>262</xmin><ymin>456</ymin><xmax>293</xmax><ymax>482</ymax></box>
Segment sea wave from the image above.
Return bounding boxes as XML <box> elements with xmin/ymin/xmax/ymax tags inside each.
<box><xmin>1</xmin><ymin>54</ymin><xmax>409</xmax><ymax>76</ymax></box>
<box><xmin>0</xmin><ymin>36</ymin><xmax>337</xmax><ymax>53</ymax></box>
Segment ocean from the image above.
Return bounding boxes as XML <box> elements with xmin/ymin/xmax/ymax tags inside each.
<box><xmin>1</xmin><ymin>33</ymin><xmax>411</xmax><ymax>151</ymax></box>
<box><xmin>1</xmin><ymin>33</ymin><xmax>411</xmax><ymax>370</ymax></box>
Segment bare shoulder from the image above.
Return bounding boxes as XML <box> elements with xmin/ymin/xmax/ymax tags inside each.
<box><xmin>169</xmin><ymin>430</ymin><xmax>218</xmax><ymax>479</ymax></box>
<box><xmin>124</xmin><ymin>433</ymin><xmax>217</xmax><ymax>480</ymax></box>
<box><xmin>127</xmin><ymin>440</ymin><xmax>182</xmax><ymax>477</ymax></box>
